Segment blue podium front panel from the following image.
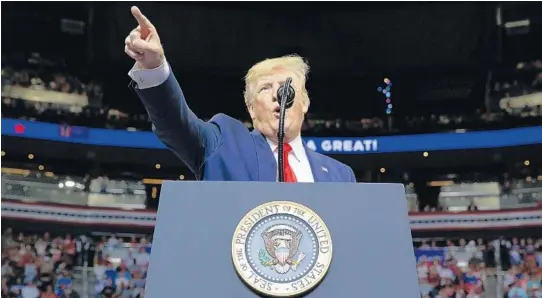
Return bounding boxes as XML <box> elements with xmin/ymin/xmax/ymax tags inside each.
<box><xmin>145</xmin><ymin>181</ymin><xmax>419</xmax><ymax>297</ymax></box>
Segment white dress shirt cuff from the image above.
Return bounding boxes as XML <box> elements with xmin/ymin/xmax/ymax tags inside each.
<box><xmin>128</xmin><ymin>61</ymin><xmax>171</xmax><ymax>89</ymax></box>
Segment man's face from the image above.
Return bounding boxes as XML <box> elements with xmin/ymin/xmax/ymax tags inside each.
<box><xmin>248</xmin><ymin>69</ymin><xmax>308</xmax><ymax>143</ymax></box>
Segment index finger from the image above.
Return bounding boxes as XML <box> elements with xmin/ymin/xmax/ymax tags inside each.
<box><xmin>131</xmin><ymin>6</ymin><xmax>153</xmax><ymax>29</ymax></box>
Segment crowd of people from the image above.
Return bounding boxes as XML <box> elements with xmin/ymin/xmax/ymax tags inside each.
<box><xmin>3</xmin><ymin>95</ymin><xmax>542</xmax><ymax>137</ymax></box>
<box><xmin>3</xmin><ymin>228</ymin><xmax>540</xmax><ymax>298</ymax></box>
<box><xmin>91</xmin><ymin>235</ymin><xmax>150</xmax><ymax>298</ymax></box>
<box><xmin>415</xmin><ymin>237</ymin><xmax>542</xmax><ymax>298</ymax></box>
<box><xmin>1</xmin><ymin>53</ymin><xmax>541</xmax><ymax>298</ymax></box>
<box><xmin>1</xmin><ymin>229</ymin><xmax>85</xmax><ymax>298</ymax></box>
<box><xmin>1</xmin><ymin>53</ymin><xmax>103</xmax><ymax>106</ymax></box>
<box><xmin>1</xmin><ymin>229</ymin><xmax>152</xmax><ymax>298</ymax></box>
<box><xmin>418</xmin><ymin>239</ymin><xmax>493</xmax><ymax>298</ymax></box>
<box><xmin>500</xmin><ymin>237</ymin><xmax>542</xmax><ymax>298</ymax></box>
<box><xmin>2</xmin><ymin>53</ymin><xmax>542</xmax><ymax>137</ymax></box>
<box><xmin>492</xmin><ymin>60</ymin><xmax>542</xmax><ymax>102</ymax></box>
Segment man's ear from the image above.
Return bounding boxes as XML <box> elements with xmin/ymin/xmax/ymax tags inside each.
<box><xmin>302</xmin><ymin>96</ymin><xmax>310</xmax><ymax>114</ymax></box>
<box><xmin>247</xmin><ymin>103</ymin><xmax>256</xmax><ymax>120</ymax></box>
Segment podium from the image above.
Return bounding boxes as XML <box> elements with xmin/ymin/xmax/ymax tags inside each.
<box><xmin>145</xmin><ymin>181</ymin><xmax>420</xmax><ymax>297</ymax></box>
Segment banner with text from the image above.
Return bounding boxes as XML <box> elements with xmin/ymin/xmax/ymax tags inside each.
<box><xmin>3</xmin><ymin>118</ymin><xmax>542</xmax><ymax>154</ymax></box>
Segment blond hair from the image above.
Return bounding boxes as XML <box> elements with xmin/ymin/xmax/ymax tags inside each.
<box><xmin>243</xmin><ymin>54</ymin><xmax>310</xmax><ymax>107</ymax></box>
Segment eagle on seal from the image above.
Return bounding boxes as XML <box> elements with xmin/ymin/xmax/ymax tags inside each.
<box><xmin>261</xmin><ymin>224</ymin><xmax>303</xmax><ymax>274</ymax></box>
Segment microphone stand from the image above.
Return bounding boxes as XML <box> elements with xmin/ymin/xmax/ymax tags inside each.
<box><xmin>277</xmin><ymin>78</ymin><xmax>294</xmax><ymax>182</ymax></box>
<box><xmin>277</xmin><ymin>93</ymin><xmax>288</xmax><ymax>182</ymax></box>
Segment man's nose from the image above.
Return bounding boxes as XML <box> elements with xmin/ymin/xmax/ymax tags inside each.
<box><xmin>271</xmin><ymin>83</ymin><xmax>280</xmax><ymax>102</ymax></box>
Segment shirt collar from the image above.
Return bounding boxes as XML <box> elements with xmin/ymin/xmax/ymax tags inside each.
<box><xmin>266</xmin><ymin>135</ymin><xmax>304</xmax><ymax>162</ymax></box>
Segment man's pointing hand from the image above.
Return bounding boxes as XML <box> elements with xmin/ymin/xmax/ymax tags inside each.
<box><xmin>125</xmin><ymin>6</ymin><xmax>165</xmax><ymax>69</ymax></box>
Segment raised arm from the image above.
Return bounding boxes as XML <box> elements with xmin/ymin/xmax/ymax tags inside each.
<box><xmin>124</xmin><ymin>6</ymin><xmax>221</xmax><ymax>176</ymax></box>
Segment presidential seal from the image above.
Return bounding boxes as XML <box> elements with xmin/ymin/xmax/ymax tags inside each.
<box><xmin>231</xmin><ymin>201</ymin><xmax>332</xmax><ymax>297</ymax></box>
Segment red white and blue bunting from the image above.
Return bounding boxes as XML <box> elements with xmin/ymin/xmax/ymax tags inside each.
<box><xmin>2</xmin><ymin>201</ymin><xmax>541</xmax><ymax>231</ymax></box>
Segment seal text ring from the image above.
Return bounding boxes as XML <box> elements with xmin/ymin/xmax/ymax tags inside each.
<box><xmin>231</xmin><ymin>201</ymin><xmax>333</xmax><ymax>297</ymax></box>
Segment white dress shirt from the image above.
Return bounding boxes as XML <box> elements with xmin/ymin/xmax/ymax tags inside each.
<box><xmin>266</xmin><ymin>136</ymin><xmax>314</xmax><ymax>183</ymax></box>
<box><xmin>128</xmin><ymin>62</ymin><xmax>315</xmax><ymax>182</ymax></box>
<box><xmin>128</xmin><ymin>62</ymin><xmax>171</xmax><ymax>90</ymax></box>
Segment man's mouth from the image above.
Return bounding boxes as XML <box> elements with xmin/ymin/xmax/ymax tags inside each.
<box><xmin>273</xmin><ymin>107</ymin><xmax>281</xmax><ymax>118</ymax></box>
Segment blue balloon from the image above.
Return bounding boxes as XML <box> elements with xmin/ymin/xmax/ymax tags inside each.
<box><xmin>377</xmin><ymin>87</ymin><xmax>382</xmax><ymax>92</ymax></box>
<box><xmin>386</xmin><ymin>92</ymin><xmax>391</xmax><ymax>97</ymax></box>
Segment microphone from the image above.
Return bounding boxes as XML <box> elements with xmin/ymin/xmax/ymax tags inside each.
<box><xmin>276</xmin><ymin>77</ymin><xmax>295</xmax><ymax>182</ymax></box>
<box><xmin>277</xmin><ymin>77</ymin><xmax>295</xmax><ymax>109</ymax></box>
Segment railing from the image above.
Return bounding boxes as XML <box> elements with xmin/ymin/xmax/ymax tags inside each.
<box><xmin>437</xmin><ymin>180</ymin><xmax>542</xmax><ymax>211</ymax></box>
<box><xmin>1</xmin><ymin>175</ymin><xmax>146</xmax><ymax>209</ymax></box>
<box><xmin>3</xmin><ymin>172</ymin><xmax>541</xmax><ymax>213</ymax></box>
<box><xmin>2</xmin><ymin>85</ymin><xmax>89</xmax><ymax>106</ymax></box>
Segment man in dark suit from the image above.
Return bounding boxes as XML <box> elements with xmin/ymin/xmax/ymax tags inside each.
<box><xmin>125</xmin><ymin>6</ymin><xmax>356</xmax><ymax>182</ymax></box>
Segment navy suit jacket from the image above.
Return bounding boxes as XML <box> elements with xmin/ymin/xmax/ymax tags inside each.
<box><xmin>133</xmin><ymin>72</ymin><xmax>356</xmax><ymax>182</ymax></box>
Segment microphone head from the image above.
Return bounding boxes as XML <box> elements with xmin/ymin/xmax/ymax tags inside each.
<box><xmin>277</xmin><ymin>77</ymin><xmax>295</xmax><ymax>109</ymax></box>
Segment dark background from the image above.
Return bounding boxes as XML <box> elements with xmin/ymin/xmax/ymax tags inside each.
<box><xmin>5</xmin><ymin>2</ymin><xmax>540</xmax><ymax>119</ymax></box>
<box><xmin>2</xmin><ymin>1</ymin><xmax>542</xmax><ymax>211</ymax></box>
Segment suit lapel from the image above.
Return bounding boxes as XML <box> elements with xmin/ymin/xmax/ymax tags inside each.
<box><xmin>251</xmin><ymin>129</ymin><xmax>277</xmax><ymax>182</ymax></box>
<box><xmin>251</xmin><ymin>131</ymin><xmax>331</xmax><ymax>182</ymax></box>
<box><xmin>304</xmin><ymin>142</ymin><xmax>330</xmax><ymax>182</ymax></box>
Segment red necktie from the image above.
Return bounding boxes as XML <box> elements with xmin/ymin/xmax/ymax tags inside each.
<box><xmin>282</xmin><ymin>143</ymin><xmax>298</xmax><ymax>182</ymax></box>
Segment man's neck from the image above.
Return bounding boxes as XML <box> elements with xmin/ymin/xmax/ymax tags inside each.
<box><xmin>266</xmin><ymin>134</ymin><xmax>300</xmax><ymax>146</ymax></box>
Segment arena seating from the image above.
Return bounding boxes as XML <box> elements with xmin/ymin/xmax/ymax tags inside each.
<box><xmin>1</xmin><ymin>229</ymin><xmax>82</xmax><ymax>298</ymax></box>
<box><xmin>493</xmin><ymin>60</ymin><xmax>542</xmax><ymax>117</ymax></box>
<box><xmin>3</xmin><ymin>165</ymin><xmax>541</xmax><ymax>212</ymax></box>
<box><xmin>414</xmin><ymin>237</ymin><xmax>542</xmax><ymax>298</ymax></box>
<box><xmin>2</xmin><ymin>55</ymin><xmax>542</xmax><ymax>137</ymax></box>
<box><xmin>1</xmin><ymin>168</ymin><xmax>147</xmax><ymax>209</ymax></box>
<box><xmin>436</xmin><ymin>175</ymin><xmax>542</xmax><ymax>212</ymax></box>
<box><xmin>3</xmin><ymin>229</ymin><xmax>539</xmax><ymax>298</ymax></box>
<box><xmin>3</xmin><ymin>95</ymin><xmax>542</xmax><ymax>137</ymax></box>
<box><xmin>499</xmin><ymin>237</ymin><xmax>542</xmax><ymax>298</ymax></box>
<box><xmin>1</xmin><ymin>52</ymin><xmax>103</xmax><ymax>105</ymax></box>
<box><xmin>2</xmin><ymin>30</ymin><xmax>541</xmax><ymax>298</ymax></box>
